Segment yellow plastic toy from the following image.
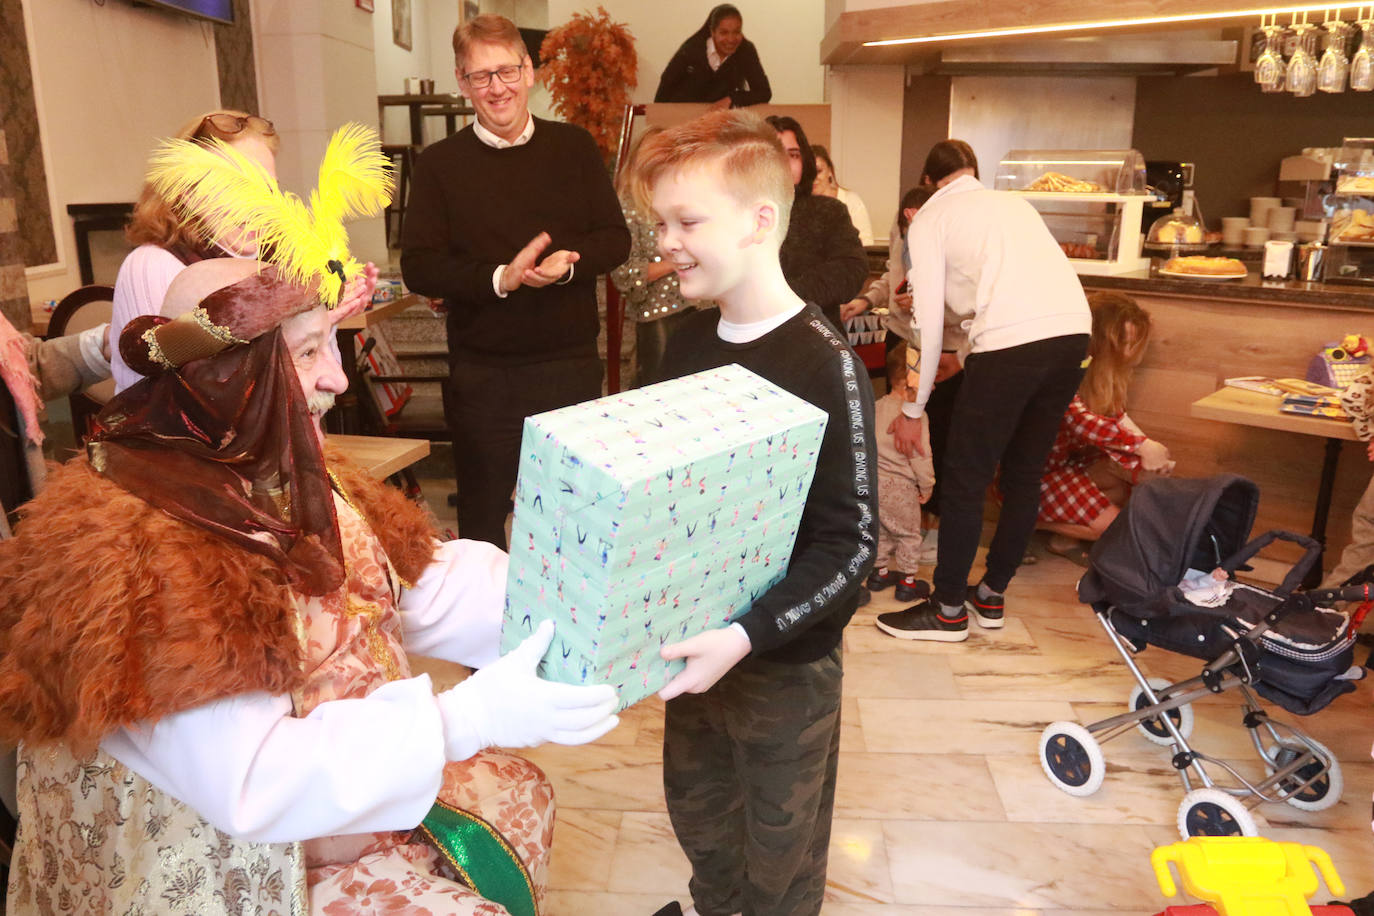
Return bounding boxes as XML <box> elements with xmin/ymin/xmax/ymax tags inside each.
<box><xmin>1152</xmin><ymin>837</ymin><xmax>1346</xmax><ymax>916</ymax></box>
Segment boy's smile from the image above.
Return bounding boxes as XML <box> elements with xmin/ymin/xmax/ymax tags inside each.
<box><xmin>652</xmin><ymin>165</ymin><xmax>759</xmax><ymax>303</ymax></box>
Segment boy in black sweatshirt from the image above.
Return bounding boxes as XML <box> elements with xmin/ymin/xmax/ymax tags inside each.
<box><xmin>634</xmin><ymin>110</ymin><xmax>877</xmax><ymax>916</ymax></box>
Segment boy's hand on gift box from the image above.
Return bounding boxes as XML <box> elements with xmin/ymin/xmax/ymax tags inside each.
<box><xmin>437</xmin><ymin>620</ymin><xmax>620</xmax><ymax>759</ymax></box>
<box><xmin>658</xmin><ymin>625</ymin><xmax>752</xmax><ymax>701</ymax></box>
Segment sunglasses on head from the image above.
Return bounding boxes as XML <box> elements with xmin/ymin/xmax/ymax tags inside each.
<box><xmin>197</xmin><ymin>113</ymin><xmax>276</xmax><ymax>139</ymax></box>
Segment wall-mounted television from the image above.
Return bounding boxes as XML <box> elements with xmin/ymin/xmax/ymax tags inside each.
<box><xmin>133</xmin><ymin>0</ymin><xmax>235</xmax><ymax>26</ymax></box>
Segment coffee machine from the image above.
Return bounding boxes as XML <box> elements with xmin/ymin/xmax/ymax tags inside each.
<box><xmin>1143</xmin><ymin>161</ymin><xmax>1197</xmax><ymax>233</ymax></box>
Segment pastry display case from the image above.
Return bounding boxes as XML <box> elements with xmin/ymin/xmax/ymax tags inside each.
<box><xmin>1324</xmin><ymin>138</ymin><xmax>1374</xmax><ymax>284</ymax></box>
<box><xmin>995</xmin><ymin>149</ymin><xmax>1151</xmax><ymax>276</ymax></box>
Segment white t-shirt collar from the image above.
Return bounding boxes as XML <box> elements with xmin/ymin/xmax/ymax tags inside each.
<box><xmin>706</xmin><ymin>37</ymin><xmax>724</xmax><ymax>71</ymax></box>
<box><xmin>716</xmin><ymin>302</ymin><xmax>805</xmax><ymax>343</ymax></box>
<box><xmin>474</xmin><ymin>113</ymin><xmax>535</xmax><ymax>149</ymax></box>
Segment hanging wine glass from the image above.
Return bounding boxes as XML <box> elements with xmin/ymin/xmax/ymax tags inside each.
<box><xmin>1255</xmin><ymin>24</ymin><xmax>1286</xmax><ymax>92</ymax></box>
<box><xmin>1353</xmin><ymin>18</ymin><xmax>1374</xmax><ymax>90</ymax></box>
<box><xmin>1286</xmin><ymin>23</ymin><xmax>1319</xmax><ymax>96</ymax></box>
<box><xmin>1319</xmin><ymin>19</ymin><xmax>1352</xmax><ymax>92</ymax></box>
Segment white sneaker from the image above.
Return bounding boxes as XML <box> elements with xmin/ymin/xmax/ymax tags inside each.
<box><xmin>917</xmin><ymin>529</ymin><xmax>939</xmax><ymax>566</ymax></box>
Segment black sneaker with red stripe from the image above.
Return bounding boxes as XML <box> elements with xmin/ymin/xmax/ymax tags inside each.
<box><xmin>965</xmin><ymin>585</ymin><xmax>1005</xmax><ymax>629</ymax></box>
<box><xmin>895</xmin><ymin>574</ymin><xmax>930</xmax><ymax>602</ymax></box>
<box><xmin>875</xmin><ymin>600</ymin><xmax>968</xmax><ymax>642</ymax></box>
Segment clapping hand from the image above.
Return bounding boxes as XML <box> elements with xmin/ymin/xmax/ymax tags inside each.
<box><xmin>502</xmin><ymin>232</ymin><xmax>581</xmax><ymax>292</ymax></box>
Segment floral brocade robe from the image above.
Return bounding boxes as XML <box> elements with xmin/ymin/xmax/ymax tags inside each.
<box><xmin>8</xmin><ymin>493</ymin><xmax>554</xmax><ymax>916</ymax></box>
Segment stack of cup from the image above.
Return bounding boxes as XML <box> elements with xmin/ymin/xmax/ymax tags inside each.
<box><xmin>1250</xmin><ymin>196</ymin><xmax>1282</xmax><ymax>227</ymax></box>
<box><xmin>1221</xmin><ymin>217</ymin><xmax>1249</xmax><ymax>248</ymax></box>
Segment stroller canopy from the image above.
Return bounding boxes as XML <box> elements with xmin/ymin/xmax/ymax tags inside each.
<box><xmin>1079</xmin><ymin>474</ymin><xmax>1259</xmax><ymax>617</ymax></box>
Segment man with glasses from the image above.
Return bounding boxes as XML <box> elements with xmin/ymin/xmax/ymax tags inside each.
<box><xmin>402</xmin><ymin>13</ymin><xmax>630</xmax><ymax>549</ymax></box>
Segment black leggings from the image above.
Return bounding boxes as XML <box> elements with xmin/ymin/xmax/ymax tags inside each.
<box><xmin>932</xmin><ymin>334</ymin><xmax>1088</xmax><ymax>606</ymax></box>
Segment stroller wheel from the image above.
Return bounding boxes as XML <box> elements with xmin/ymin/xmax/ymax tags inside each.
<box><xmin>1263</xmin><ymin>737</ymin><xmax>1343</xmax><ymax>811</ymax></box>
<box><xmin>1038</xmin><ymin>722</ymin><xmax>1105</xmax><ymax>797</ymax></box>
<box><xmin>1177</xmin><ymin>788</ymin><xmax>1257</xmax><ymax>839</ymax></box>
<box><xmin>1128</xmin><ymin>677</ymin><xmax>1194</xmax><ymax>746</ymax></box>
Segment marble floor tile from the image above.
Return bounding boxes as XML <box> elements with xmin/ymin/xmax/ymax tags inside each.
<box><xmin>546</xmin><ymin>808</ymin><xmax>621</xmax><ymax>891</ymax></box>
<box><xmin>605</xmin><ymin>812</ymin><xmax>693</xmax><ymax>895</ymax></box>
<box><xmin>821</xmin><ymin>909</ymin><xmax>1137</xmax><ymax>916</ymax></box>
<box><xmin>842</xmin><ymin>648</ymin><xmax>957</xmax><ymax>697</ymax></box>
<box><xmin>825</xmin><ymin>817</ymin><xmax>895</xmax><ymax>905</ymax></box>
<box><xmin>884</xmin><ymin>819</ymin><xmax>1169</xmax><ymax>908</ymax></box>
<box><xmin>543</xmin><ymin>891</ymin><xmax>685</xmax><ymax>916</ymax></box>
<box><xmin>858</xmin><ymin>698</ymin><xmax>1078</xmax><ymax>755</ymax></box>
<box><xmin>835</xmin><ymin>753</ymin><xmax>1007</xmax><ymax>822</ymax></box>
<box><xmin>521</xmin><ymin>743</ymin><xmax>667</xmax><ymax>813</ymax></box>
<box><xmin>949</xmin><ymin>653</ymin><xmax>1140</xmax><ymax>702</ymax></box>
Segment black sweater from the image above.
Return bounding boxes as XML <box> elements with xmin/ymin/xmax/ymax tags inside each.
<box><xmin>400</xmin><ymin>119</ymin><xmax>631</xmax><ymax>364</ymax></box>
<box><xmin>779</xmin><ymin>195</ymin><xmax>867</xmax><ymax>330</ymax></box>
<box><xmin>654</xmin><ymin>35</ymin><xmax>771</xmax><ymax>107</ymax></box>
<box><xmin>651</xmin><ymin>304</ymin><xmax>877</xmax><ymax>664</ymax></box>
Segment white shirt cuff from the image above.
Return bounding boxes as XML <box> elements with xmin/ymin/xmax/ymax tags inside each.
<box><xmin>555</xmin><ymin>262</ymin><xmax>576</xmax><ymax>286</ymax></box>
<box><xmin>901</xmin><ymin>402</ymin><xmax>924</xmax><ymax>420</ymax></box>
<box><xmin>493</xmin><ymin>265</ymin><xmax>509</xmax><ymax>298</ymax></box>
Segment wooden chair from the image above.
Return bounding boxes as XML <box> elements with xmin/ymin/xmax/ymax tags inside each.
<box><xmin>44</xmin><ymin>285</ymin><xmax>114</xmax><ymax>443</ymax></box>
<box><xmin>381</xmin><ymin>144</ymin><xmax>417</xmax><ymax>248</ymax></box>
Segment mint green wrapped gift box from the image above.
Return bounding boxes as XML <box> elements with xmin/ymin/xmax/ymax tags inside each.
<box><xmin>501</xmin><ymin>364</ymin><xmax>828</xmax><ymax>709</ymax></box>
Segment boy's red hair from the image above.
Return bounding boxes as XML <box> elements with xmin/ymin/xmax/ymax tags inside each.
<box><xmin>629</xmin><ymin>110</ymin><xmax>793</xmax><ymax>233</ymax></box>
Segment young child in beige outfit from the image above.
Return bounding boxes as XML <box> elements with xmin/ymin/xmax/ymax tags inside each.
<box><xmin>866</xmin><ymin>343</ymin><xmax>936</xmax><ymax>603</ymax></box>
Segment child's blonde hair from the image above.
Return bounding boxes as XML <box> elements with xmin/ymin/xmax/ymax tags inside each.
<box><xmin>1080</xmin><ymin>292</ymin><xmax>1152</xmax><ymax>416</ymax></box>
<box><xmin>886</xmin><ymin>341</ymin><xmax>909</xmax><ymax>391</ymax></box>
<box><xmin>629</xmin><ymin>110</ymin><xmax>793</xmax><ymax>234</ymax></box>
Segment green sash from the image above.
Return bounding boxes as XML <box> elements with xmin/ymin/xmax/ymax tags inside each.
<box><xmin>416</xmin><ymin>799</ymin><xmax>538</xmax><ymax>916</ymax></box>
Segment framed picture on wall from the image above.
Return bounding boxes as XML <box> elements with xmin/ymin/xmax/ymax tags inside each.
<box><xmin>392</xmin><ymin>0</ymin><xmax>412</xmax><ymax>50</ymax></box>
<box><xmin>355</xmin><ymin>0</ymin><xmax>374</xmax><ymax>11</ymax></box>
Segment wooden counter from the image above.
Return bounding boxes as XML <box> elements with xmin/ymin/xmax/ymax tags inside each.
<box><xmin>1079</xmin><ymin>272</ymin><xmax>1374</xmax><ymax>567</ymax></box>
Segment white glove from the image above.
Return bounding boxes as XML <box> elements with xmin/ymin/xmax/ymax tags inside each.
<box><xmin>436</xmin><ymin>620</ymin><xmax>619</xmax><ymax>760</ymax></box>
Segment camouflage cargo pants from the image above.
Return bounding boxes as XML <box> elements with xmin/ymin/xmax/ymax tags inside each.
<box><xmin>663</xmin><ymin>647</ymin><xmax>843</xmax><ymax>916</ymax></box>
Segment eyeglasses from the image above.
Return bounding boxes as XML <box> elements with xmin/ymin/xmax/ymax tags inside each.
<box><xmin>461</xmin><ymin>62</ymin><xmax>525</xmax><ymax>90</ymax></box>
<box><xmin>197</xmin><ymin>114</ymin><xmax>276</xmax><ymax>139</ymax></box>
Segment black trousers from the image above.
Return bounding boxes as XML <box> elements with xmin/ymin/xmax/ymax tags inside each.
<box><xmin>932</xmin><ymin>334</ymin><xmax>1088</xmax><ymax>607</ymax></box>
<box><xmin>923</xmin><ymin>368</ymin><xmax>963</xmax><ymax>517</ymax></box>
<box><xmin>444</xmin><ymin>354</ymin><xmax>603</xmax><ymax>548</ymax></box>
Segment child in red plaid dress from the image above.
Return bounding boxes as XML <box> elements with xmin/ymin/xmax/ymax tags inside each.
<box><xmin>1039</xmin><ymin>293</ymin><xmax>1174</xmax><ymax>562</ymax></box>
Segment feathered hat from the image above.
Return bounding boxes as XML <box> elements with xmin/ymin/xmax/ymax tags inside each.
<box><xmin>125</xmin><ymin>122</ymin><xmax>393</xmax><ymax>373</ymax></box>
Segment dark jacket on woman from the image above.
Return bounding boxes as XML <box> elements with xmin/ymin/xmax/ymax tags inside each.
<box><xmin>654</xmin><ymin>33</ymin><xmax>772</xmax><ymax>107</ymax></box>
<box><xmin>780</xmin><ymin>194</ymin><xmax>867</xmax><ymax>330</ymax></box>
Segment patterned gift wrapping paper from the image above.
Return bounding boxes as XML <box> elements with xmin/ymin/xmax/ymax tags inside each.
<box><xmin>501</xmin><ymin>364</ymin><xmax>828</xmax><ymax>708</ymax></box>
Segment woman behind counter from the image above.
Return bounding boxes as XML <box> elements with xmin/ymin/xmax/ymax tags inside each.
<box><xmin>654</xmin><ymin>4</ymin><xmax>771</xmax><ymax>108</ymax></box>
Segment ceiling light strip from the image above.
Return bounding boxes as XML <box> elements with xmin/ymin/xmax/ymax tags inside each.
<box><xmin>862</xmin><ymin>4</ymin><xmax>1340</xmax><ymax>47</ymax></box>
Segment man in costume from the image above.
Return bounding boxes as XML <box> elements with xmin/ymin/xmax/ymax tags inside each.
<box><xmin>0</xmin><ymin>127</ymin><xmax>618</xmax><ymax>916</ymax></box>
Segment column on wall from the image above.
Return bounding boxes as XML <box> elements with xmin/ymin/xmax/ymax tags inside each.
<box><xmin>253</xmin><ymin>0</ymin><xmax>387</xmax><ymax>266</ymax></box>
<box><xmin>828</xmin><ymin>65</ymin><xmax>905</xmax><ymax>245</ymax></box>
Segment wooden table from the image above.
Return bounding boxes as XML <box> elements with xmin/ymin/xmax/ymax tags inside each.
<box><xmin>328</xmin><ymin>433</ymin><xmax>430</xmax><ymax>481</ymax></box>
<box><xmin>1191</xmin><ymin>387</ymin><xmax>1359</xmax><ymax>585</ymax></box>
<box><xmin>378</xmin><ymin>94</ymin><xmax>474</xmax><ymax>147</ymax></box>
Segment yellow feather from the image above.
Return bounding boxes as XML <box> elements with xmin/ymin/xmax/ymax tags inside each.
<box><xmin>146</xmin><ymin>124</ymin><xmax>393</xmax><ymax>307</ymax></box>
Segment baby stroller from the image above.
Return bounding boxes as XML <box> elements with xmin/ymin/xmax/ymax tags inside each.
<box><xmin>1038</xmin><ymin>474</ymin><xmax>1370</xmax><ymax>838</ymax></box>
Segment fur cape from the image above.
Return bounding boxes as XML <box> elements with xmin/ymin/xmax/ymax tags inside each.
<box><xmin>0</xmin><ymin>447</ymin><xmax>436</xmax><ymax>752</ymax></box>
